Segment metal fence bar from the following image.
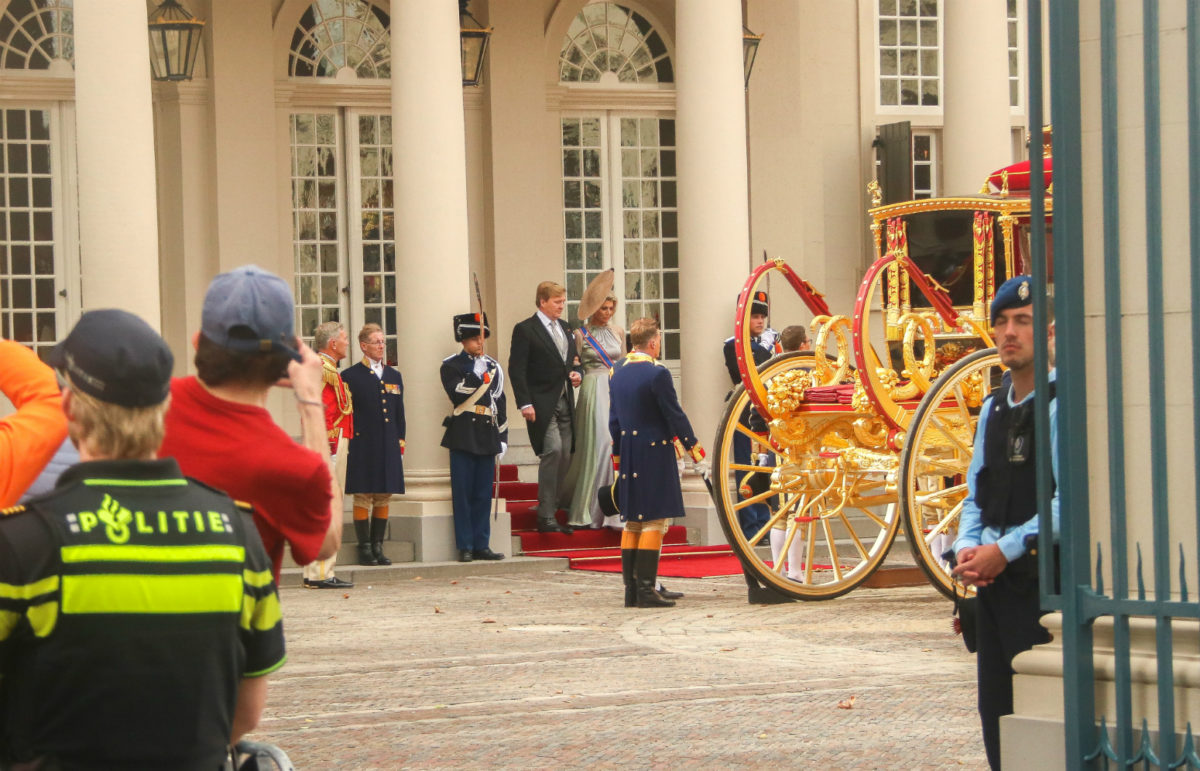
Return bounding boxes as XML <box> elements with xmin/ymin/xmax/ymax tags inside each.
<box><xmin>1047</xmin><ymin>0</ymin><xmax>1098</xmax><ymax>764</ymax></box>
<box><xmin>1027</xmin><ymin>0</ymin><xmax>1056</xmax><ymax>615</ymax></box>
<box><xmin>1139</xmin><ymin>2</ymin><xmax>1178</xmax><ymax>764</ymax></box>
<box><xmin>1189</xmin><ymin>0</ymin><xmax>1200</xmax><ymax>647</ymax></box>
<box><xmin>1098</xmin><ymin>0</ymin><xmax>1134</xmax><ymax>761</ymax></box>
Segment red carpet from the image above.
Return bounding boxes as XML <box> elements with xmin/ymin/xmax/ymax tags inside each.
<box><xmin>499</xmin><ymin>464</ymin><xmax>755</xmax><ymax>579</ymax></box>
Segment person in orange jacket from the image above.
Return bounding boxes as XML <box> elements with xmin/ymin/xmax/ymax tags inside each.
<box><xmin>0</xmin><ymin>340</ymin><xmax>68</xmax><ymax>507</ymax></box>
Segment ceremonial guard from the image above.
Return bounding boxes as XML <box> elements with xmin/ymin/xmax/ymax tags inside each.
<box><xmin>441</xmin><ymin>313</ymin><xmax>508</xmax><ymax>562</ymax></box>
<box><xmin>302</xmin><ymin>321</ymin><xmax>355</xmax><ymax>589</ymax></box>
<box><xmin>342</xmin><ymin>323</ymin><xmax>405</xmax><ymax>566</ymax></box>
<box><xmin>722</xmin><ymin>290</ymin><xmax>779</xmax><ymax>540</ymax></box>
<box><xmin>609</xmin><ymin>317</ymin><xmax>704</xmax><ymax>608</ymax></box>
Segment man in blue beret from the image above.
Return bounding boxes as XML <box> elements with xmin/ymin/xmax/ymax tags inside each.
<box><xmin>951</xmin><ymin>275</ymin><xmax>1058</xmax><ymax>770</ymax></box>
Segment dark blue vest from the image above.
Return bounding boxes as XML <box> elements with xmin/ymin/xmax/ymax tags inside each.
<box><xmin>976</xmin><ymin>382</ymin><xmax>1056</xmax><ymax>530</ymax></box>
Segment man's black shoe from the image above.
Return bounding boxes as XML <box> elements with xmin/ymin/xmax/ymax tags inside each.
<box><xmin>472</xmin><ymin>548</ymin><xmax>505</xmax><ymax>561</ymax></box>
<box><xmin>458</xmin><ymin>549</ymin><xmax>475</xmax><ymax>562</ymax></box>
<box><xmin>322</xmin><ymin>576</ymin><xmax>354</xmax><ymax>589</ymax></box>
<box><xmin>657</xmin><ymin>583</ymin><xmax>683</xmax><ymax>600</ymax></box>
<box><xmin>536</xmin><ymin>521</ymin><xmax>573</xmax><ymax>535</ymax></box>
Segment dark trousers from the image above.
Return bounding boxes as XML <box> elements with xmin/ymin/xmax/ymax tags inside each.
<box><xmin>449</xmin><ymin>449</ymin><xmax>495</xmax><ymax>552</ymax></box>
<box><xmin>536</xmin><ymin>391</ymin><xmax>573</xmax><ymax>522</ymax></box>
<box><xmin>733</xmin><ymin>407</ymin><xmax>770</xmax><ymax>539</ymax></box>
<box><xmin>974</xmin><ymin>557</ymin><xmax>1051</xmax><ymax>770</ymax></box>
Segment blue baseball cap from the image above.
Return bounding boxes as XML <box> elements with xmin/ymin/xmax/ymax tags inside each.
<box><xmin>201</xmin><ymin>265</ymin><xmax>302</xmax><ymax>362</ymax></box>
<box><xmin>48</xmin><ymin>309</ymin><xmax>174</xmax><ymax>407</ymax></box>
<box><xmin>991</xmin><ymin>275</ymin><xmax>1034</xmax><ymax>325</ymax></box>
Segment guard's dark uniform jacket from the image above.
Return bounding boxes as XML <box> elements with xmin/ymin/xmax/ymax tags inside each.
<box><xmin>440</xmin><ymin>351</ymin><xmax>508</xmax><ymax>454</ymax></box>
<box><xmin>343</xmin><ymin>359</ymin><xmax>406</xmax><ymax>494</ymax></box>
<box><xmin>0</xmin><ymin>458</ymin><xmax>285</xmax><ymax>770</ymax></box>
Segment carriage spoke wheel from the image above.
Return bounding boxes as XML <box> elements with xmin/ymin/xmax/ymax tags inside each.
<box><xmin>899</xmin><ymin>348</ymin><xmax>1003</xmax><ymax>599</ymax></box>
<box><xmin>711</xmin><ymin>352</ymin><xmax>899</xmax><ymax>600</ymax></box>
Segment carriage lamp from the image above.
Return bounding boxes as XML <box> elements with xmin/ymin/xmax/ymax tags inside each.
<box><xmin>148</xmin><ymin>0</ymin><xmax>205</xmax><ymax>82</ymax></box>
<box><xmin>460</xmin><ymin>0</ymin><xmax>493</xmax><ymax>87</ymax></box>
<box><xmin>742</xmin><ymin>25</ymin><xmax>762</xmax><ymax>88</ymax></box>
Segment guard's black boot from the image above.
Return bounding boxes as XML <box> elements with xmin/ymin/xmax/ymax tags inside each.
<box><xmin>743</xmin><ymin>566</ymin><xmax>794</xmax><ymax>604</ymax></box>
<box><xmin>635</xmin><ymin>549</ymin><xmax>674</xmax><ymax>608</ymax></box>
<box><xmin>370</xmin><ymin>517</ymin><xmax>392</xmax><ymax>565</ymax></box>
<box><xmin>355</xmin><ymin>519</ymin><xmax>377</xmax><ymax>566</ymax></box>
<box><xmin>621</xmin><ymin>548</ymin><xmax>637</xmax><ymax>607</ymax></box>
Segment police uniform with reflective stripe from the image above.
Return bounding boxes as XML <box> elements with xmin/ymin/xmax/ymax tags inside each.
<box><xmin>0</xmin><ymin>458</ymin><xmax>285</xmax><ymax>770</ymax></box>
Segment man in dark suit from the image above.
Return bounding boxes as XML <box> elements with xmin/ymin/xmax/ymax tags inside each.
<box><xmin>609</xmin><ymin>317</ymin><xmax>704</xmax><ymax>608</ymax></box>
<box><xmin>441</xmin><ymin>313</ymin><xmax>508</xmax><ymax>563</ymax></box>
<box><xmin>342</xmin><ymin>323</ymin><xmax>405</xmax><ymax>566</ymax></box>
<box><xmin>508</xmin><ymin>281</ymin><xmax>584</xmax><ymax>535</ymax></box>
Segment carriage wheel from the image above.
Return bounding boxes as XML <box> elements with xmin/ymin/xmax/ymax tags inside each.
<box><xmin>899</xmin><ymin>348</ymin><xmax>1003</xmax><ymax>600</ymax></box>
<box><xmin>711</xmin><ymin>352</ymin><xmax>899</xmax><ymax>600</ymax></box>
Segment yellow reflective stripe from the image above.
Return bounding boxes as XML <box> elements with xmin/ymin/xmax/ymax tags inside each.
<box><xmin>61</xmin><ymin>544</ymin><xmax>245</xmax><ymax>564</ymax></box>
<box><xmin>26</xmin><ymin>602</ymin><xmax>56</xmax><ymax>637</ymax></box>
<box><xmin>81</xmin><ymin>479</ymin><xmax>187</xmax><ymax>487</ymax></box>
<box><xmin>0</xmin><ymin>575</ymin><xmax>59</xmax><ymax>600</ymax></box>
<box><xmin>0</xmin><ymin>610</ymin><xmax>20</xmax><ymax>641</ymax></box>
<box><xmin>245</xmin><ymin>655</ymin><xmax>287</xmax><ymax>679</ymax></box>
<box><xmin>240</xmin><ymin>591</ymin><xmax>282</xmax><ymax>633</ymax></box>
<box><xmin>243</xmin><ymin>568</ymin><xmax>274</xmax><ymax>589</ymax></box>
<box><xmin>61</xmin><ymin>574</ymin><xmax>243</xmax><ymax>614</ymax></box>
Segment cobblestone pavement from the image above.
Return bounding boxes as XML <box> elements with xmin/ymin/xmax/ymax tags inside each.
<box><xmin>255</xmin><ymin>569</ymin><xmax>987</xmax><ymax>770</ymax></box>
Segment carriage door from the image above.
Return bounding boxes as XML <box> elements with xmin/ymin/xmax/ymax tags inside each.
<box><xmin>289</xmin><ymin>109</ymin><xmax>398</xmax><ymax>365</ymax></box>
<box><xmin>560</xmin><ymin>112</ymin><xmax>680</xmax><ymax>383</ymax></box>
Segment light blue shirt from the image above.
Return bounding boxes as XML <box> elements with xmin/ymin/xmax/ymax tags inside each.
<box><xmin>952</xmin><ymin>369</ymin><xmax>1058</xmax><ymax>563</ymax></box>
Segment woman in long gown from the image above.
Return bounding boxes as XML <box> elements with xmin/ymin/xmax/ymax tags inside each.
<box><xmin>564</xmin><ymin>294</ymin><xmax>625</xmax><ymax>529</ymax></box>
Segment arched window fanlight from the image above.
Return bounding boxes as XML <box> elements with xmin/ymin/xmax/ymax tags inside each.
<box><xmin>288</xmin><ymin>0</ymin><xmax>390</xmax><ymax>79</ymax></box>
<box><xmin>0</xmin><ymin>0</ymin><xmax>73</xmax><ymax>71</ymax></box>
<box><xmin>559</xmin><ymin>3</ymin><xmax>671</xmax><ymax>84</ymax></box>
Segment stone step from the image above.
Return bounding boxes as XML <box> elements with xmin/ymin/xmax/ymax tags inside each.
<box><xmin>278</xmin><ymin>554</ymin><xmax>570</xmax><ymax>588</ymax></box>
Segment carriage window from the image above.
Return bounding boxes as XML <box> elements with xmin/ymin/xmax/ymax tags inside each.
<box><xmin>877</xmin><ymin>0</ymin><xmax>940</xmax><ymax>107</ymax></box>
<box><xmin>901</xmin><ymin>210</ymin><xmax>976</xmax><ymax>307</ymax></box>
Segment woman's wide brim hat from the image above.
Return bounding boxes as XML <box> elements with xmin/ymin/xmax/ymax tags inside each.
<box><xmin>577</xmin><ymin>268</ymin><xmax>616</xmax><ymax>322</ymax></box>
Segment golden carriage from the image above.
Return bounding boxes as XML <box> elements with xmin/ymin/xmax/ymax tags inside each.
<box><xmin>709</xmin><ymin>182</ymin><xmax>1052</xmax><ymax>600</ymax></box>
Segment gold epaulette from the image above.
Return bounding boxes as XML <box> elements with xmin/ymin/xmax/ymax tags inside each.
<box><xmin>0</xmin><ymin>505</ymin><xmax>25</xmax><ymax>517</ymax></box>
<box><xmin>322</xmin><ymin>366</ymin><xmax>340</xmax><ymax>388</ymax></box>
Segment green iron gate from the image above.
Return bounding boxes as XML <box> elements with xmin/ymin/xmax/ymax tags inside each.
<box><xmin>1032</xmin><ymin>0</ymin><xmax>1200</xmax><ymax>766</ymax></box>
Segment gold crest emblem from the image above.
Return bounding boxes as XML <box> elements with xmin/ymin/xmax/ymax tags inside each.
<box><xmin>1018</xmin><ymin>281</ymin><xmax>1030</xmax><ymax>300</ymax></box>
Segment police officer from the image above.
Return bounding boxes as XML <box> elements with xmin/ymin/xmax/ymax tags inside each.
<box><xmin>0</xmin><ymin>310</ymin><xmax>285</xmax><ymax>769</ymax></box>
<box><xmin>952</xmin><ymin>276</ymin><xmax>1058</xmax><ymax>770</ymax></box>
<box><xmin>441</xmin><ymin>313</ymin><xmax>508</xmax><ymax>562</ymax></box>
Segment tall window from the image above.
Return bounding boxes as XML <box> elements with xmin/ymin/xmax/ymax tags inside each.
<box><xmin>877</xmin><ymin>0</ymin><xmax>940</xmax><ymax>107</ymax></box>
<box><xmin>0</xmin><ymin>1</ymin><xmax>76</xmax><ymax>360</ymax></box>
<box><xmin>287</xmin><ymin>1</ymin><xmax>399</xmax><ymax>364</ymax></box>
<box><xmin>1006</xmin><ymin>0</ymin><xmax>1020</xmax><ymax>107</ymax></box>
<box><xmin>912</xmin><ymin>132</ymin><xmax>937</xmax><ymax>199</ymax></box>
<box><xmin>557</xmin><ymin>5</ymin><xmax>680</xmax><ymax>369</ymax></box>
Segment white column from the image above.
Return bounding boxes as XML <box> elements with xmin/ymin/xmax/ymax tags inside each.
<box><xmin>941</xmin><ymin>0</ymin><xmax>1013</xmax><ymax>194</ymax></box>
<box><xmin>391</xmin><ymin>1</ymin><xmax>471</xmax><ymax>494</ymax></box>
<box><xmin>73</xmin><ymin>0</ymin><xmax>161</xmax><ymax>326</ymax></box>
<box><xmin>675</xmin><ymin>0</ymin><xmax>751</xmax><ymax>449</ymax></box>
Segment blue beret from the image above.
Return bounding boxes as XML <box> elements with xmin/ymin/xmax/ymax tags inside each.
<box><xmin>990</xmin><ymin>275</ymin><xmax>1034</xmax><ymax>324</ymax></box>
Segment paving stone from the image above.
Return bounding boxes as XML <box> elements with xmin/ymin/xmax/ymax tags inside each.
<box><xmin>252</xmin><ymin>568</ymin><xmax>988</xmax><ymax>769</ymax></box>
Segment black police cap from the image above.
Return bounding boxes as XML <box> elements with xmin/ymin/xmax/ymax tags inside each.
<box><xmin>47</xmin><ymin>309</ymin><xmax>174</xmax><ymax>407</ymax></box>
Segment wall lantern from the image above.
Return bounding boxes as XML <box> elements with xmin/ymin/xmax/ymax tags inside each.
<box><xmin>742</xmin><ymin>25</ymin><xmax>762</xmax><ymax>88</ymax></box>
<box><xmin>148</xmin><ymin>0</ymin><xmax>205</xmax><ymax>82</ymax></box>
<box><xmin>460</xmin><ymin>0</ymin><xmax>493</xmax><ymax>87</ymax></box>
